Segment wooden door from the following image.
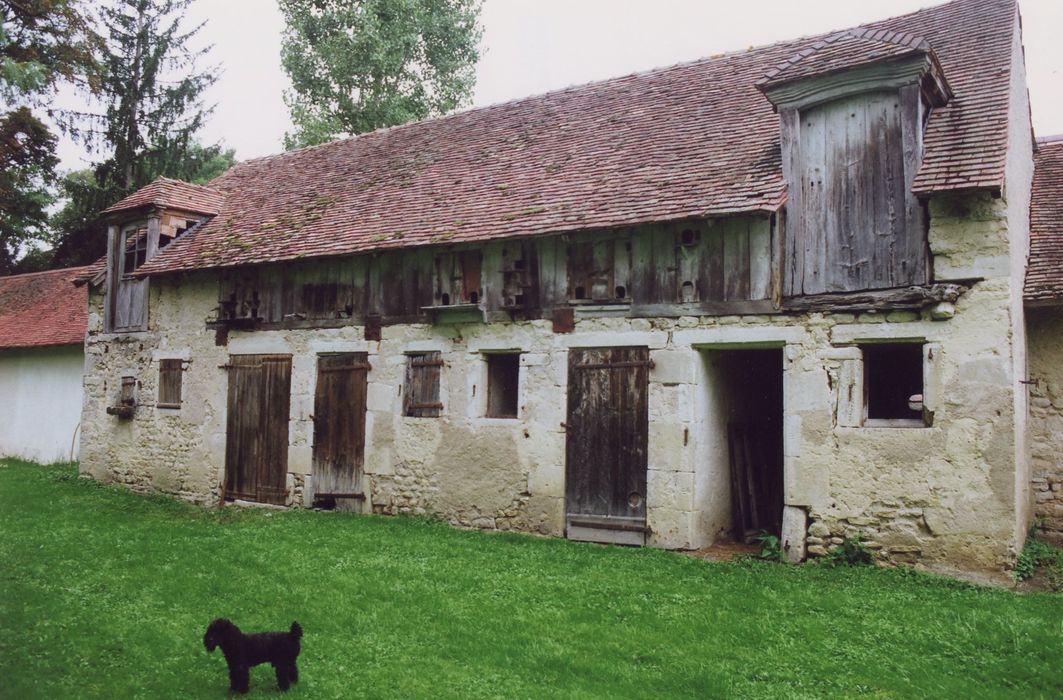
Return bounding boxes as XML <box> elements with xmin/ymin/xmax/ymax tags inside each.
<box><xmin>565</xmin><ymin>347</ymin><xmax>650</xmax><ymax>545</ymax></box>
<box><xmin>312</xmin><ymin>353</ymin><xmax>369</xmax><ymax>510</ymax></box>
<box><xmin>224</xmin><ymin>354</ymin><xmax>292</xmax><ymax>505</ymax></box>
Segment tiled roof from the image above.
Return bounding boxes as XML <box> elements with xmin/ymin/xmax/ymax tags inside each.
<box><xmin>134</xmin><ymin>0</ymin><xmax>1018</xmax><ymax>276</ymax></box>
<box><xmin>100</xmin><ymin>177</ymin><xmax>224</xmax><ymax>217</ymax></box>
<box><xmin>1025</xmin><ymin>139</ymin><xmax>1063</xmax><ymax>304</ymax></box>
<box><xmin>758</xmin><ymin>28</ymin><xmax>932</xmax><ymax>89</ymax></box>
<box><xmin>0</xmin><ymin>267</ymin><xmax>88</xmax><ymax>349</ymax></box>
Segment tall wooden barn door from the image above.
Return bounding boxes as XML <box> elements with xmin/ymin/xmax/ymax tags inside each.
<box><xmin>312</xmin><ymin>353</ymin><xmax>369</xmax><ymax>511</ymax></box>
<box><xmin>224</xmin><ymin>354</ymin><xmax>292</xmax><ymax>505</ymax></box>
<box><xmin>565</xmin><ymin>347</ymin><xmax>650</xmax><ymax>545</ymax></box>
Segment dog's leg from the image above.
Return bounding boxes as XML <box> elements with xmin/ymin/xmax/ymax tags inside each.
<box><xmin>274</xmin><ymin>662</ymin><xmax>291</xmax><ymax>691</ymax></box>
<box><xmin>290</xmin><ymin>661</ymin><xmax>299</xmax><ymax>684</ymax></box>
<box><xmin>229</xmin><ymin>663</ymin><xmax>250</xmax><ymax>694</ymax></box>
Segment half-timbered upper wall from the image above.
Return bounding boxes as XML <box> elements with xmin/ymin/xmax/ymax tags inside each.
<box><xmin>215</xmin><ymin>215</ymin><xmax>775</xmax><ymax>329</ymax></box>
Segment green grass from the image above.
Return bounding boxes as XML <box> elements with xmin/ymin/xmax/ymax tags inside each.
<box><xmin>1</xmin><ymin>460</ymin><xmax>1060</xmax><ymax>699</ymax></box>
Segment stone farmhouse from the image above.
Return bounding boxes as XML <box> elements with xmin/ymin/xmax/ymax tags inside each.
<box><xmin>0</xmin><ymin>267</ymin><xmax>87</xmax><ymax>463</ymax></box>
<box><xmin>74</xmin><ymin>0</ymin><xmax>1063</xmax><ymax>579</ymax></box>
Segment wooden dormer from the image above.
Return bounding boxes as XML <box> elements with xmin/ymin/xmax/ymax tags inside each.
<box><xmin>757</xmin><ymin>29</ymin><xmax>951</xmax><ymax>298</ymax></box>
<box><xmin>99</xmin><ymin>177</ymin><xmax>223</xmax><ymax>332</ymax></box>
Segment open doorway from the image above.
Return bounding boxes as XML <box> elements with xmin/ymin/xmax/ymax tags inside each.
<box><xmin>701</xmin><ymin>348</ymin><xmax>784</xmax><ymax>542</ymax></box>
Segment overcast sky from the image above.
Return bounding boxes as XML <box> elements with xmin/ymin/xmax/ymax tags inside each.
<box><xmin>56</xmin><ymin>0</ymin><xmax>1063</xmax><ymax>170</ymax></box>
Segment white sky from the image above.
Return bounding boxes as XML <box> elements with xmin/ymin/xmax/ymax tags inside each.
<box><xmin>56</xmin><ymin>0</ymin><xmax>1063</xmax><ymax>170</ymax></box>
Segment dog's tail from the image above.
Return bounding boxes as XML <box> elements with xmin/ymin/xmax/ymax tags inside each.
<box><xmin>290</xmin><ymin>621</ymin><xmax>302</xmax><ymax>641</ymax></box>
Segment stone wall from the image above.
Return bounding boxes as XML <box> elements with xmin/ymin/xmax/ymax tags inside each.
<box><xmin>1027</xmin><ymin>307</ymin><xmax>1063</xmax><ymax>541</ymax></box>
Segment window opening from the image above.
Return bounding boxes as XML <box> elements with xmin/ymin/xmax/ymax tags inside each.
<box><xmin>863</xmin><ymin>343</ymin><xmax>924</xmax><ymax>423</ymax></box>
<box><xmin>486</xmin><ymin>353</ymin><xmax>520</xmax><ymax>418</ymax></box>
<box><xmin>122</xmin><ymin>226</ymin><xmax>148</xmax><ymax>275</ymax></box>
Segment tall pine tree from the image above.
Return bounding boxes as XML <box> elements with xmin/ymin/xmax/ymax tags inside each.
<box><xmin>50</xmin><ymin>0</ymin><xmax>221</xmax><ymax>267</ymax></box>
<box><xmin>279</xmin><ymin>0</ymin><xmax>483</xmax><ymax>149</ymax></box>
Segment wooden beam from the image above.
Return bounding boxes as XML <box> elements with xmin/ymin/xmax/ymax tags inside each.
<box><xmin>781</xmin><ymin>284</ymin><xmax>966</xmax><ymax>313</ymax></box>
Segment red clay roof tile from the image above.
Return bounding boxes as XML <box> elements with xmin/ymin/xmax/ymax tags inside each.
<box><xmin>1025</xmin><ymin>139</ymin><xmax>1063</xmax><ymax>304</ymax></box>
<box><xmin>0</xmin><ymin>267</ymin><xmax>88</xmax><ymax>349</ymax></box>
<box><xmin>132</xmin><ymin>0</ymin><xmax>1018</xmax><ymax>276</ymax></box>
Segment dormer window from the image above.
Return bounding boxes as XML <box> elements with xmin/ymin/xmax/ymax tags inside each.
<box><xmin>758</xmin><ymin>29</ymin><xmax>951</xmax><ymax>298</ymax></box>
<box><xmin>122</xmin><ymin>225</ymin><xmax>149</xmax><ymax>275</ymax></box>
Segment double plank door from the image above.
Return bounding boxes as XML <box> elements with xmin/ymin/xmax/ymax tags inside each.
<box><xmin>565</xmin><ymin>347</ymin><xmax>650</xmax><ymax>545</ymax></box>
<box><xmin>224</xmin><ymin>354</ymin><xmax>292</xmax><ymax>505</ymax></box>
<box><xmin>312</xmin><ymin>353</ymin><xmax>369</xmax><ymax>511</ymax></box>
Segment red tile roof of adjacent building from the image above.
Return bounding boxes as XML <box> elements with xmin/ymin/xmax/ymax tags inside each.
<box><xmin>1025</xmin><ymin>139</ymin><xmax>1063</xmax><ymax>304</ymax></box>
<box><xmin>0</xmin><ymin>267</ymin><xmax>88</xmax><ymax>348</ymax></box>
<box><xmin>100</xmin><ymin>177</ymin><xmax>224</xmax><ymax>217</ymax></box>
<box><xmin>132</xmin><ymin>0</ymin><xmax>1018</xmax><ymax>277</ymax></box>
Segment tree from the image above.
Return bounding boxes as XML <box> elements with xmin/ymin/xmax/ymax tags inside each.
<box><xmin>48</xmin><ymin>0</ymin><xmax>223</xmax><ymax>267</ymax></box>
<box><xmin>92</xmin><ymin>0</ymin><xmax>217</xmax><ymax>192</ymax></box>
<box><xmin>0</xmin><ymin>0</ymin><xmax>100</xmax><ymax>273</ymax></box>
<box><xmin>279</xmin><ymin>0</ymin><xmax>483</xmax><ymax>149</ymax></box>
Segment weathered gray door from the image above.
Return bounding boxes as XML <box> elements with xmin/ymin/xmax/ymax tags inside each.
<box><xmin>312</xmin><ymin>353</ymin><xmax>369</xmax><ymax>511</ymax></box>
<box><xmin>224</xmin><ymin>354</ymin><xmax>292</xmax><ymax>505</ymax></box>
<box><xmin>565</xmin><ymin>347</ymin><xmax>650</xmax><ymax>545</ymax></box>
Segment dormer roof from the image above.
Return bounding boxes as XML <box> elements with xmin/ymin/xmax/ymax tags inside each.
<box><xmin>100</xmin><ymin>177</ymin><xmax>225</xmax><ymax>218</ymax></box>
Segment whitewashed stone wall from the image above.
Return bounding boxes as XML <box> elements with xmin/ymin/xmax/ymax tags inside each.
<box><xmin>79</xmin><ymin>192</ymin><xmax>1029</xmax><ymax>580</ymax></box>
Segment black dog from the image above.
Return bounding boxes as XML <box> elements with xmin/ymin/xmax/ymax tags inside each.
<box><xmin>203</xmin><ymin>618</ymin><xmax>302</xmax><ymax>693</ymax></box>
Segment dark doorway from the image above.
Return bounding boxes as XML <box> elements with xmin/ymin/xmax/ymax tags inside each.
<box><xmin>224</xmin><ymin>354</ymin><xmax>292</xmax><ymax>505</ymax></box>
<box><xmin>565</xmin><ymin>346</ymin><xmax>650</xmax><ymax>546</ymax></box>
<box><xmin>706</xmin><ymin>348</ymin><xmax>784</xmax><ymax>541</ymax></box>
<box><xmin>312</xmin><ymin>353</ymin><xmax>369</xmax><ymax>511</ymax></box>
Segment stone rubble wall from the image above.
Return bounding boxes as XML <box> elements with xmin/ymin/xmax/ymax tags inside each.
<box><xmin>1027</xmin><ymin>307</ymin><xmax>1063</xmax><ymax>541</ymax></box>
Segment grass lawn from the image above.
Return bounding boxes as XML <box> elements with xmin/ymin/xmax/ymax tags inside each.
<box><xmin>1</xmin><ymin>461</ymin><xmax>1060</xmax><ymax>699</ymax></box>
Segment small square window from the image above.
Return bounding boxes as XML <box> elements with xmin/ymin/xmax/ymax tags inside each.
<box><xmin>157</xmin><ymin>359</ymin><xmax>183</xmax><ymax>408</ymax></box>
<box><xmin>485</xmin><ymin>353</ymin><xmax>520</xmax><ymax>418</ymax></box>
<box><xmin>404</xmin><ymin>352</ymin><xmax>443</xmax><ymax>417</ymax></box>
<box><xmin>863</xmin><ymin>343</ymin><xmax>924</xmax><ymax>425</ymax></box>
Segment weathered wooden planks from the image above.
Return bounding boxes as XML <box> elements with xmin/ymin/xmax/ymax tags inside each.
<box><xmin>224</xmin><ymin>354</ymin><xmax>292</xmax><ymax>505</ymax></box>
<box><xmin>565</xmin><ymin>347</ymin><xmax>649</xmax><ymax>545</ymax></box>
<box><xmin>312</xmin><ymin>353</ymin><xmax>368</xmax><ymax>510</ymax></box>
<box><xmin>783</xmin><ymin>90</ymin><xmax>927</xmax><ymax>296</ymax></box>
<box><xmin>212</xmin><ymin>215</ymin><xmax>780</xmax><ymax>332</ymax></box>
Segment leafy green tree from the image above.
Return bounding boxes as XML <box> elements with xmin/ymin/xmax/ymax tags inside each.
<box><xmin>0</xmin><ymin>0</ymin><xmax>100</xmax><ymax>273</ymax></box>
<box><xmin>279</xmin><ymin>0</ymin><xmax>483</xmax><ymax>149</ymax></box>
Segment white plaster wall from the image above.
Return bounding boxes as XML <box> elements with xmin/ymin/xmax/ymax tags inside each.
<box><xmin>0</xmin><ymin>345</ymin><xmax>85</xmax><ymax>463</ymax></box>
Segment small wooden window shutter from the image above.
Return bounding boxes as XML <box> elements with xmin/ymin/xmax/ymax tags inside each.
<box><xmin>158</xmin><ymin>359</ymin><xmax>183</xmax><ymax>408</ymax></box>
<box><xmin>404</xmin><ymin>352</ymin><xmax>443</xmax><ymax>417</ymax></box>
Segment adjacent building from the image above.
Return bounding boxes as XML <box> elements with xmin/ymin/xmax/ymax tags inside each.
<box><xmin>0</xmin><ymin>267</ymin><xmax>88</xmax><ymax>463</ymax></box>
